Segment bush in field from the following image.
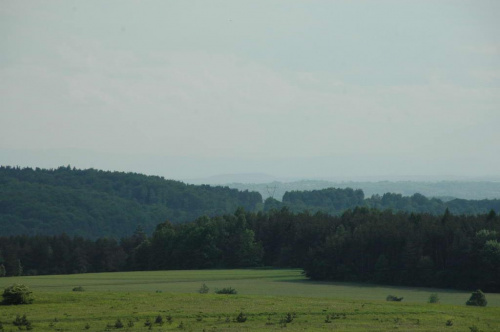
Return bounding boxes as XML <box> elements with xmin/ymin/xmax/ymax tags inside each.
<box><xmin>466</xmin><ymin>290</ymin><xmax>487</xmax><ymax>307</ymax></box>
<box><xmin>2</xmin><ymin>284</ymin><xmax>34</xmax><ymax>305</ymax></box>
<box><xmin>215</xmin><ymin>287</ymin><xmax>237</xmax><ymax>295</ymax></box>
<box><xmin>72</xmin><ymin>286</ymin><xmax>85</xmax><ymax>292</ymax></box>
<box><xmin>428</xmin><ymin>293</ymin><xmax>440</xmax><ymax>303</ymax></box>
<box><xmin>198</xmin><ymin>283</ymin><xmax>209</xmax><ymax>294</ymax></box>
<box><xmin>114</xmin><ymin>319</ymin><xmax>124</xmax><ymax>328</ymax></box>
<box><xmin>469</xmin><ymin>325</ymin><xmax>481</xmax><ymax>332</ymax></box>
<box><xmin>386</xmin><ymin>295</ymin><xmax>403</xmax><ymax>302</ymax></box>
<box><xmin>236</xmin><ymin>312</ymin><xmax>247</xmax><ymax>323</ymax></box>
<box><xmin>13</xmin><ymin>314</ymin><xmax>32</xmax><ymax>330</ymax></box>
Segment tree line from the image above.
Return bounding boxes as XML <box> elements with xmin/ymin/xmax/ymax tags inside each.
<box><xmin>1</xmin><ymin>208</ymin><xmax>499</xmax><ymax>292</ymax></box>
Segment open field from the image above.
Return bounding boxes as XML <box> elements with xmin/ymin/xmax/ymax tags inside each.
<box><xmin>1</xmin><ymin>269</ymin><xmax>499</xmax><ymax>331</ymax></box>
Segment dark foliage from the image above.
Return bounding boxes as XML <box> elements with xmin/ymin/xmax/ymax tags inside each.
<box><xmin>386</xmin><ymin>295</ymin><xmax>403</xmax><ymax>302</ymax></box>
<box><xmin>215</xmin><ymin>287</ymin><xmax>238</xmax><ymax>295</ymax></box>
<box><xmin>13</xmin><ymin>314</ymin><xmax>32</xmax><ymax>329</ymax></box>
<box><xmin>466</xmin><ymin>289</ymin><xmax>487</xmax><ymax>307</ymax></box>
<box><xmin>0</xmin><ymin>203</ymin><xmax>499</xmax><ymax>291</ymax></box>
<box><xmin>236</xmin><ymin>312</ymin><xmax>247</xmax><ymax>323</ymax></box>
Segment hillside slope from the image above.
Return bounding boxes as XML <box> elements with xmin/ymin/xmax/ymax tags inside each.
<box><xmin>0</xmin><ymin>166</ymin><xmax>262</xmax><ymax>238</ymax></box>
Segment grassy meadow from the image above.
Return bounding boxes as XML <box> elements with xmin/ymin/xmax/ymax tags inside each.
<box><xmin>0</xmin><ymin>269</ymin><xmax>499</xmax><ymax>331</ymax></box>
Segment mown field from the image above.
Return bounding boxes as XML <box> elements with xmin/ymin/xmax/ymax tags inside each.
<box><xmin>1</xmin><ymin>269</ymin><xmax>499</xmax><ymax>331</ymax></box>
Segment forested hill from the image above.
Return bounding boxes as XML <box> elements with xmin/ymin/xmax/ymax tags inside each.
<box><xmin>0</xmin><ymin>166</ymin><xmax>262</xmax><ymax>238</ymax></box>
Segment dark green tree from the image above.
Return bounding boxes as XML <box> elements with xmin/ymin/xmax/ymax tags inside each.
<box><xmin>466</xmin><ymin>289</ymin><xmax>487</xmax><ymax>307</ymax></box>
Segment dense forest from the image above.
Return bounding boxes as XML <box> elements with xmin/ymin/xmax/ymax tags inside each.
<box><xmin>0</xmin><ymin>166</ymin><xmax>262</xmax><ymax>238</ymax></box>
<box><xmin>1</xmin><ymin>166</ymin><xmax>500</xmax><ymax>240</ymax></box>
<box><xmin>1</xmin><ymin>208</ymin><xmax>499</xmax><ymax>292</ymax></box>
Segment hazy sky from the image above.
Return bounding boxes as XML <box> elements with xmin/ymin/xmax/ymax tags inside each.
<box><xmin>1</xmin><ymin>1</ymin><xmax>499</xmax><ymax>180</ymax></box>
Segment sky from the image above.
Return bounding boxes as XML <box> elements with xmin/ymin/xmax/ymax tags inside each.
<box><xmin>1</xmin><ymin>0</ymin><xmax>499</xmax><ymax>181</ymax></box>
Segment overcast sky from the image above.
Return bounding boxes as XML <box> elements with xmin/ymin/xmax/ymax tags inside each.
<box><xmin>1</xmin><ymin>1</ymin><xmax>499</xmax><ymax>180</ymax></box>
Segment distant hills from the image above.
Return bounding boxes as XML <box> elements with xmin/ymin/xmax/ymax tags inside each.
<box><xmin>216</xmin><ymin>179</ymin><xmax>500</xmax><ymax>201</ymax></box>
<box><xmin>265</xmin><ymin>187</ymin><xmax>500</xmax><ymax>216</ymax></box>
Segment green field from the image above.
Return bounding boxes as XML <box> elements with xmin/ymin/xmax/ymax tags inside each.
<box><xmin>1</xmin><ymin>269</ymin><xmax>499</xmax><ymax>331</ymax></box>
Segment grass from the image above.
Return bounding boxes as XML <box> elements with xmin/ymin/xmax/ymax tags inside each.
<box><xmin>0</xmin><ymin>269</ymin><xmax>499</xmax><ymax>331</ymax></box>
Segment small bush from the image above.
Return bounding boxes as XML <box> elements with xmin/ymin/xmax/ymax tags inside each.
<box><xmin>198</xmin><ymin>283</ymin><xmax>209</xmax><ymax>294</ymax></box>
<box><xmin>2</xmin><ymin>284</ymin><xmax>34</xmax><ymax>305</ymax></box>
<box><xmin>386</xmin><ymin>295</ymin><xmax>403</xmax><ymax>302</ymax></box>
<box><xmin>284</xmin><ymin>313</ymin><xmax>294</xmax><ymax>323</ymax></box>
<box><xmin>13</xmin><ymin>314</ymin><xmax>31</xmax><ymax>329</ymax></box>
<box><xmin>428</xmin><ymin>293</ymin><xmax>440</xmax><ymax>304</ymax></box>
<box><xmin>144</xmin><ymin>318</ymin><xmax>152</xmax><ymax>327</ymax></box>
<box><xmin>466</xmin><ymin>290</ymin><xmax>487</xmax><ymax>307</ymax></box>
<box><xmin>127</xmin><ymin>320</ymin><xmax>134</xmax><ymax>327</ymax></box>
<box><xmin>446</xmin><ymin>319</ymin><xmax>453</xmax><ymax>326</ymax></box>
<box><xmin>72</xmin><ymin>286</ymin><xmax>85</xmax><ymax>292</ymax></box>
<box><xmin>155</xmin><ymin>315</ymin><xmax>163</xmax><ymax>325</ymax></box>
<box><xmin>215</xmin><ymin>287</ymin><xmax>237</xmax><ymax>295</ymax></box>
<box><xmin>85</xmin><ymin>323</ymin><xmax>91</xmax><ymax>329</ymax></box>
<box><xmin>469</xmin><ymin>325</ymin><xmax>481</xmax><ymax>332</ymax></box>
<box><xmin>236</xmin><ymin>312</ymin><xmax>247</xmax><ymax>323</ymax></box>
<box><xmin>114</xmin><ymin>319</ymin><xmax>124</xmax><ymax>328</ymax></box>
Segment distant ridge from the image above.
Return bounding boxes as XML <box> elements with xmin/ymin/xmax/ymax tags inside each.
<box><xmin>186</xmin><ymin>173</ymin><xmax>295</xmax><ymax>185</ymax></box>
<box><xmin>220</xmin><ymin>179</ymin><xmax>500</xmax><ymax>201</ymax></box>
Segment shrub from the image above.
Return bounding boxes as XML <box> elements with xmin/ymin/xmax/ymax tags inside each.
<box><xmin>446</xmin><ymin>319</ymin><xmax>453</xmax><ymax>326</ymax></box>
<box><xmin>72</xmin><ymin>286</ymin><xmax>85</xmax><ymax>292</ymax></box>
<box><xmin>466</xmin><ymin>290</ymin><xmax>487</xmax><ymax>307</ymax></box>
<box><xmin>428</xmin><ymin>293</ymin><xmax>440</xmax><ymax>303</ymax></box>
<box><xmin>13</xmin><ymin>314</ymin><xmax>32</xmax><ymax>329</ymax></box>
<box><xmin>386</xmin><ymin>295</ymin><xmax>403</xmax><ymax>302</ymax></box>
<box><xmin>236</xmin><ymin>312</ymin><xmax>247</xmax><ymax>323</ymax></box>
<box><xmin>2</xmin><ymin>284</ymin><xmax>34</xmax><ymax>305</ymax></box>
<box><xmin>284</xmin><ymin>313</ymin><xmax>294</xmax><ymax>323</ymax></box>
<box><xmin>155</xmin><ymin>315</ymin><xmax>163</xmax><ymax>325</ymax></box>
<box><xmin>198</xmin><ymin>283</ymin><xmax>209</xmax><ymax>294</ymax></box>
<box><xmin>114</xmin><ymin>319</ymin><xmax>124</xmax><ymax>328</ymax></box>
<box><xmin>215</xmin><ymin>287</ymin><xmax>237</xmax><ymax>295</ymax></box>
